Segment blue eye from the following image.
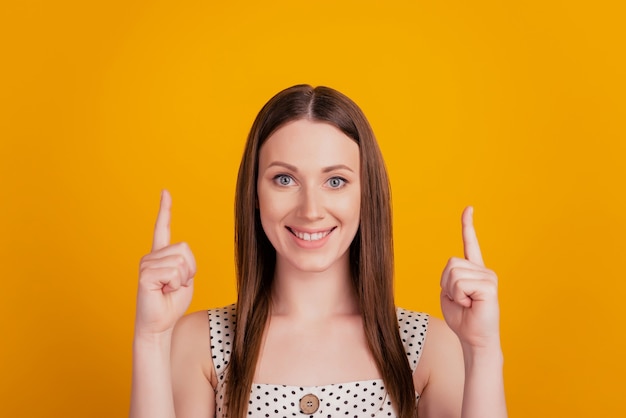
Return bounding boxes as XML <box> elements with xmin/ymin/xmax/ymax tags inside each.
<box><xmin>274</xmin><ymin>174</ymin><xmax>294</xmax><ymax>186</ymax></box>
<box><xmin>327</xmin><ymin>177</ymin><xmax>346</xmax><ymax>188</ymax></box>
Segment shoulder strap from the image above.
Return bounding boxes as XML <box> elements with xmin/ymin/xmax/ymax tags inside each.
<box><xmin>396</xmin><ymin>307</ymin><xmax>429</xmax><ymax>372</ymax></box>
<box><xmin>207</xmin><ymin>304</ymin><xmax>237</xmax><ymax>382</ymax></box>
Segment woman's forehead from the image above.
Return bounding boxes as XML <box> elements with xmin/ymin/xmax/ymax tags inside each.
<box><xmin>259</xmin><ymin>119</ymin><xmax>359</xmax><ymax>171</ymax></box>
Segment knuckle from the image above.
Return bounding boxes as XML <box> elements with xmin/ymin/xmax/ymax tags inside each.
<box><xmin>445</xmin><ymin>257</ymin><xmax>460</xmax><ymax>270</ymax></box>
<box><xmin>139</xmin><ymin>254</ymin><xmax>150</xmax><ymax>266</ymax></box>
<box><xmin>484</xmin><ymin>283</ymin><xmax>498</xmax><ymax>297</ymax></box>
<box><xmin>174</xmin><ymin>254</ymin><xmax>186</xmax><ymax>268</ymax></box>
<box><xmin>449</xmin><ymin>256</ymin><xmax>463</xmax><ymax>264</ymax></box>
<box><xmin>440</xmin><ymin>270</ymin><xmax>449</xmax><ymax>288</ymax></box>
<box><xmin>138</xmin><ymin>260</ymin><xmax>151</xmax><ymax>275</ymax></box>
<box><xmin>171</xmin><ymin>267</ymin><xmax>182</xmax><ymax>281</ymax></box>
<box><xmin>449</xmin><ymin>267</ymin><xmax>459</xmax><ymax>280</ymax></box>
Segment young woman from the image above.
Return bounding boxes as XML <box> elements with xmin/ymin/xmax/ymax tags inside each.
<box><xmin>130</xmin><ymin>85</ymin><xmax>507</xmax><ymax>418</ymax></box>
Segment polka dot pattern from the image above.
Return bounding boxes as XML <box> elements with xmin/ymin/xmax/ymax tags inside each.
<box><xmin>208</xmin><ymin>305</ymin><xmax>429</xmax><ymax>417</ymax></box>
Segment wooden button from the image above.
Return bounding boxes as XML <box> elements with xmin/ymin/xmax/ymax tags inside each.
<box><xmin>299</xmin><ymin>393</ymin><xmax>319</xmax><ymax>414</ymax></box>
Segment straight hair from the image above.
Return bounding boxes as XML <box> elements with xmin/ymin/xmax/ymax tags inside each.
<box><xmin>227</xmin><ymin>84</ymin><xmax>417</xmax><ymax>418</ymax></box>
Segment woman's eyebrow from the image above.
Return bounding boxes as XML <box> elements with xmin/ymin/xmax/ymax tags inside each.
<box><xmin>322</xmin><ymin>164</ymin><xmax>354</xmax><ymax>173</ymax></box>
<box><xmin>267</xmin><ymin>161</ymin><xmax>298</xmax><ymax>172</ymax></box>
<box><xmin>266</xmin><ymin>161</ymin><xmax>354</xmax><ymax>173</ymax></box>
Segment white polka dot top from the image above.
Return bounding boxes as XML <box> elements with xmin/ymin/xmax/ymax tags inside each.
<box><xmin>208</xmin><ymin>304</ymin><xmax>429</xmax><ymax>417</ymax></box>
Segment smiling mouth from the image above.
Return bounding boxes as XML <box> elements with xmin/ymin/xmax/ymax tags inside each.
<box><xmin>286</xmin><ymin>227</ymin><xmax>335</xmax><ymax>241</ymax></box>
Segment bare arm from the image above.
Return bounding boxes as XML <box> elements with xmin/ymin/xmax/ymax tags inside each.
<box><xmin>417</xmin><ymin>207</ymin><xmax>507</xmax><ymax>418</ymax></box>
<box><xmin>460</xmin><ymin>343</ymin><xmax>506</xmax><ymax>418</ymax></box>
<box><xmin>415</xmin><ymin>317</ymin><xmax>506</xmax><ymax>418</ymax></box>
<box><xmin>130</xmin><ymin>332</ymin><xmax>176</xmax><ymax>418</ymax></box>
<box><xmin>414</xmin><ymin>317</ymin><xmax>465</xmax><ymax>418</ymax></box>
<box><xmin>131</xmin><ymin>311</ymin><xmax>216</xmax><ymax>418</ymax></box>
<box><xmin>171</xmin><ymin>311</ymin><xmax>216</xmax><ymax>418</ymax></box>
<box><xmin>130</xmin><ymin>190</ymin><xmax>197</xmax><ymax>418</ymax></box>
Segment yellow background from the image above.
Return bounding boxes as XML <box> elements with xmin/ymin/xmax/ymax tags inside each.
<box><xmin>1</xmin><ymin>1</ymin><xmax>625</xmax><ymax>416</ymax></box>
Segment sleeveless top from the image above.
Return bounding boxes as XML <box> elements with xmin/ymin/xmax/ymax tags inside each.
<box><xmin>208</xmin><ymin>304</ymin><xmax>429</xmax><ymax>417</ymax></box>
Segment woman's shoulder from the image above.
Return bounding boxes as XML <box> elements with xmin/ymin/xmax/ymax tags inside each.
<box><xmin>176</xmin><ymin>304</ymin><xmax>236</xmax><ymax>333</ymax></box>
<box><xmin>174</xmin><ymin>304</ymin><xmax>237</xmax><ymax>350</ymax></box>
<box><xmin>171</xmin><ymin>307</ymin><xmax>235</xmax><ymax>390</ymax></box>
<box><xmin>169</xmin><ymin>310</ymin><xmax>221</xmax><ymax>413</ymax></box>
<box><xmin>412</xmin><ymin>313</ymin><xmax>464</xmax><ymax>398</ymax></box>
<box><xmin>417</xmin><ymin>314</ymin><xmax>462</xmax><ymax>353</ymax></box>
<box><xmin>394</xmin><ymin>306</ymin><xmax>456</xmax><ymax>341</ymax></box>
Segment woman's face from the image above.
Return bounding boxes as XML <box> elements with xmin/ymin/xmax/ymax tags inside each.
<box><xmin>257</xmin><ymin>119</ymin><xmax>361</xmax><ymax>274</ymax></box>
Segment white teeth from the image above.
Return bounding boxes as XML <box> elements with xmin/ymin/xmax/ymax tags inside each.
<box><xmin>293</xmin><ymin>229</ymin><xmax>330</xmax><ymax>241</ymax></box>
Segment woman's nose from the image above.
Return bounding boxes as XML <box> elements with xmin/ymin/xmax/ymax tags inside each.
<box><xmin>297</xmin><ymin>187</ymin><xmax>324</xmax><ymax>220</ymax></box>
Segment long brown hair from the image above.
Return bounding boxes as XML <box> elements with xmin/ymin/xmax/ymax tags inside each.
<box><xmin>228</xmin><ymin>85</ymin><xmax>416</xmax><ymax>418</ymax></box>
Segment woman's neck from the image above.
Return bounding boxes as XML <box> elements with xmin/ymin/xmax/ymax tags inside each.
<box><xmin>270</xmin><ymin>256</ymin><xmax>359</xmax><ymax>319</ymax></box>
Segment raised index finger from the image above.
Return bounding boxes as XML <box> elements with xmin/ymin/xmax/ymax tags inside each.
<box><xmin>152</xmin><ymin>189</ymin><xmax>171</xmax><ymax>252</ymax></box>
<box><xmin>462</xmin><ymin>206</ymin><xmax>485</xmax><ymax>266</ymax></box>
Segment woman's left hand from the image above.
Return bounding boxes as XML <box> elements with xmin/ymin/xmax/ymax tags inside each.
<box><xmin>440</xmin><ymin>206</ymin><xmax>501</xmax><ymax>349</ymax></box>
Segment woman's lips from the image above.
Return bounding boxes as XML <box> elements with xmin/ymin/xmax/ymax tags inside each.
<box><xmin>287</xmin><ymin>226</ymin><xmax>335</xmax><ymax>242</ymax></box>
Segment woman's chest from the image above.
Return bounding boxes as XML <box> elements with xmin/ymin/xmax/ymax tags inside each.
<box><xmin>253</xmin><ymin>316</ymin><xmax>380</xmax><ymax>386</ymax></box>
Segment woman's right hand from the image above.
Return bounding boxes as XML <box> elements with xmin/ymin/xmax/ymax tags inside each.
<box><xmin>134</xmin><ymin>190</ymin><xmax>196</xmax><ymax>337</ymax></box>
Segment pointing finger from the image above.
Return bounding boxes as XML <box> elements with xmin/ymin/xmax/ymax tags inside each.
<box><xmin>462</xmin><ymin>206</ymin><xmax>484</xmax><ymax>267</ymax></box>
<box><xmin>152</xmin><ymin>190</ymin><xmax>171</xmax><ymax>252</ymax></box>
